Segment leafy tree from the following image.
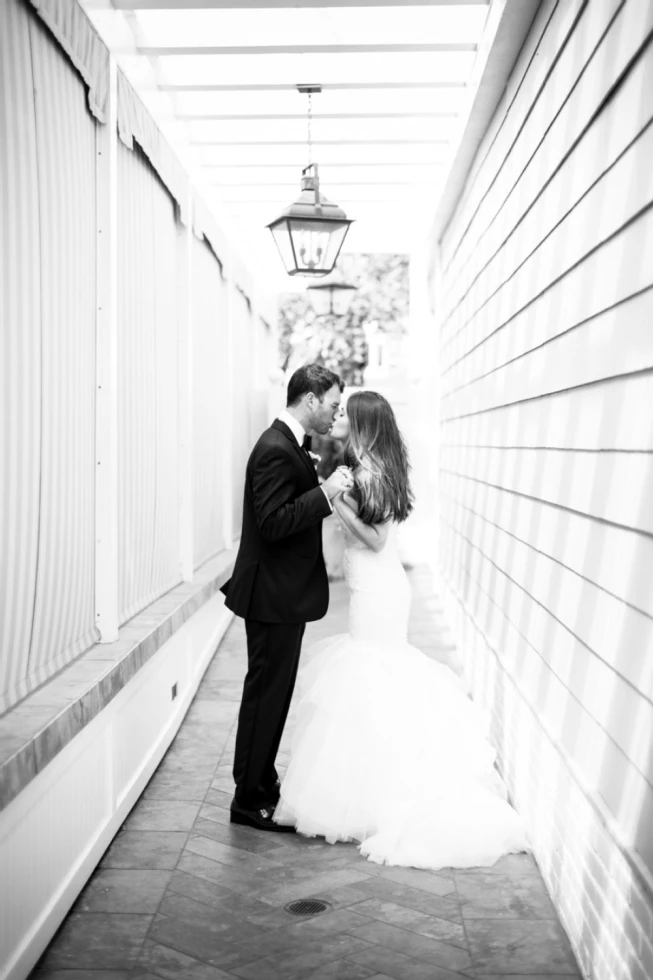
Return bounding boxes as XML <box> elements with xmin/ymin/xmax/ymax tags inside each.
<box><xmin>278</xmin><ymin>253</ymin><xmax>408</xmax><ymax>385</ymax></box>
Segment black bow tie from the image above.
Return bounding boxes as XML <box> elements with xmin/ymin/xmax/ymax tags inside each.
<box><xmin>301</xmin><ymin>435</ymin><xmax>312</xmax><ymax>452</ymax></box>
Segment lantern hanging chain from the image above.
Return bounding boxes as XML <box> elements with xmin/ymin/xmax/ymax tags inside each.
<box><xmin>307</xmin><ymin>90</ymin><xmax>313</xmax><ymax>167</ymax></box>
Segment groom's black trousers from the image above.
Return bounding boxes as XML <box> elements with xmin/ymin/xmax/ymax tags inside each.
<box><xmin>233</xmin><ymin>620</ymin><xmax>306</xmax><ymax>810</ymax></box>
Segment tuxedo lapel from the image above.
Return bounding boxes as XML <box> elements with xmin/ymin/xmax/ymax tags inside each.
<box><xmin>271</xmin><ymin>419</ymin><xmax>319</xmax><ymax>484</ymax></box>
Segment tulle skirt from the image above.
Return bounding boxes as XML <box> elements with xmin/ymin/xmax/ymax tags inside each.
<box><xmin>274</xmin><ymin>632</ymin><xmax>528</xmax><ymax>869</ymax></box>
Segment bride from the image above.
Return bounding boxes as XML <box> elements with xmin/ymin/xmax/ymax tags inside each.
<box><xmin>273</xmin><ymin>390</ymin><xmax>528</xmax><ymax>869</ymax></box>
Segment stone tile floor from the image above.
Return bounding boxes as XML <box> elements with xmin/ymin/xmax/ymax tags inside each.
<box><xmin>31</xmin><ymin>566</ymin><xmax>581</xmax><ymax>980</ymax></box>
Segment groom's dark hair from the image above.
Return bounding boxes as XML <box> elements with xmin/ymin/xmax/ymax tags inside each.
<box><xmin>287</xmin><ymin>364</ymin><xmax>344</xmax><ymax>407</ymax></box>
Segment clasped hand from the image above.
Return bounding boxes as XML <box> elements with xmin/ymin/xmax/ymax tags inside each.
<box><xmin>323</xmin><ymin>465</ymin><xmax>354</xmax><ymax>499</ymax></box>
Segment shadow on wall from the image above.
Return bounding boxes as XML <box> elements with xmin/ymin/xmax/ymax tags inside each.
<box><xmin>446</xmin><ymin>322</ymin><xmax>653</xmax><ymax>977</ymax></box>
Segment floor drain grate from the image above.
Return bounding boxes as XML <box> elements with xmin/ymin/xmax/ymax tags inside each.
<box><xmin>284</xmin><ymin>899</ymin><xmax>330</xmax><ymax>916</ymax></box>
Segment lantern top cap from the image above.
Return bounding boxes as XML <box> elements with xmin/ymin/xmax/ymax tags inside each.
<box><xmin>266</xmin><ymin>164</ymin><xmax>353</xmax><ymax>227</ymax></box>
<box><xmin>266</xmin><ymin>193</ymin><xmax>351</xmax><ymax>225</ymax></box>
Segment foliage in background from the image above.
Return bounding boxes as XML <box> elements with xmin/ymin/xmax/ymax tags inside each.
<box><xmin>278</xmin><ymin>253</ymin><xmax>409</xmax><ymax>386</ymax></box>
<box><xmin>278</xmin><ymin>254</ymin><xmax>409</xmax><ymax>478</ymax></box>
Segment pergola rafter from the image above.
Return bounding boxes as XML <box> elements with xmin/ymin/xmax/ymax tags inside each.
<box><xmin>160</xmin><ymin>82</ymin><xmax>468</xmax><ymax>91</ymax></box>
<box><xmin>178</xmin><ymin>112</ymin><xmax>458</xmax><ymax>120</ymax></box>
<box><xmin>137</xmin><ymin>42</ymin><xmax>477</xmax><ymax>55</ymax></box>
<box><xmin>113</xmin><ymin>0</ymin><xmax>488</xmax><ymax>8</ymax></box>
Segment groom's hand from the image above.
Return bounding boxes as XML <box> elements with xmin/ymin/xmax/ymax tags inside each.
<box><xmin>323</xmin><ymin>466</ymin><xmax>354</xmax><ymax>500</ymax></box>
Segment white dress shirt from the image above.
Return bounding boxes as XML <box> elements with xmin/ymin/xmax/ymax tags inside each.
<box><xmin>277</xmin><ymin>410</ymin><xmax>332</xmax><ymax>511</ymax></box>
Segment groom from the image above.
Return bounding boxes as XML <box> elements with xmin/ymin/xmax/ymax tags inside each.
<box><xmin>221</xmin><ymin>364</ymin><xmax>353</xmax><ymax>831</ymax></box>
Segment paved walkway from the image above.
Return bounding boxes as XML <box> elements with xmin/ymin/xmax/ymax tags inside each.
<box><xmin>31</xmin><ymin>566</ymin><xmax>581</xmax><ymax>980</ymax></box>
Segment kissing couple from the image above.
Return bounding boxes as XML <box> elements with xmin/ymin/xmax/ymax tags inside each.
<box><xmin>221</xmin><ymin>363</ymin><xmax>527</xmax><ymax>869</ymax></box>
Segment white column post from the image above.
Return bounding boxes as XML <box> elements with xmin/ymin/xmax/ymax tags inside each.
<box><xmin>95</xmin><ymin>55</ymin><xmax>120</xmax><ymax>641</ymax></box>
<box><xmin>221</xmin><ymin>251</ymin><xmax>235</xmax><ymax>550</ymax></box>
<box><xmin>177</xmin><ymin>185</ymin><xmax>194</xmax><ymax>581</ymax></box>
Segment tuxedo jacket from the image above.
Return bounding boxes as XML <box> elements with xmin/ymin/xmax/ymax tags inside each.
<box><xmin>221</xmin><ymin>419</ymin><xmax>332</xmax><ymax>623</ymax></box>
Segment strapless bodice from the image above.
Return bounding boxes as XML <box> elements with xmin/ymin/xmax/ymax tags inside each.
<box><xmin>340</xmin><ymin>522</ymin><xmax>410</xmax><ymax>645</ymax></box>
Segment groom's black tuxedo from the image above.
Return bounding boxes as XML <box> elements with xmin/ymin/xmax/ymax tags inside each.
<box><xmin>222</xmin><ymin>419</ymin><xmax>331</xmax><ymax>623</ymax></box>
<box><xmin>221</xmin><ymin>418</ymin><xmax>333</xmax><ymax>810</ymax></box>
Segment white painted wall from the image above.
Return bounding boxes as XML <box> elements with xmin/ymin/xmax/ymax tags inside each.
<box><xmin>429</xmin><ymin>3</ymin><xmax>653</xmax><ymax>980</ymax></box>
<box><xmin>0</xmin><ymin>0</ymin><xmax>274</xmax><ymax>708</ymax></box>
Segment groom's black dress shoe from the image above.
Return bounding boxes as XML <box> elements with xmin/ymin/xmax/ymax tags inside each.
<box><xmin>230</xmin><ymin>800</ymin><xmax>295</xmax><ymax>833</ymax></box>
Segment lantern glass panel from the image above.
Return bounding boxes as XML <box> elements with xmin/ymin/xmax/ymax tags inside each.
<box><xmin>321</xmin><ymin>221</ymin><xmax>351</xmax><ymax>272</ymax></box>
<box><xmin>269</xmin><ymin>218</ymin><xmax>297</xmax><ymax>274</ymax></box>
<box><xmin>293</xmin><ymin>220</ymin><xmax>333</xmax><ymax>274</ymax></box>
<box><xmin>288</xmin><ymin>218</ymin><xmax>350</xmax><ymax>275</ymax></box>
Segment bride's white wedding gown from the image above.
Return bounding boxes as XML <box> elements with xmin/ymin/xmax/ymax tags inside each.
<box><xmin>273</xmin><ymin>521</ymin><xmax>528</xmax><ymax>869</ymax></box>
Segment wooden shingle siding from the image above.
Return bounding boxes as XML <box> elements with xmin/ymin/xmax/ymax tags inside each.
<box><xmin>432</xmin><ymin>2</ymin><xmax>653</xmax><ymax>978</ymax></box>
<box><xmin>440</xmin><ymin>471</ymin><xmax>653</xmax><ymax>618</ymax></box>
<box><xmin>441</xmin><ymin>0</ymin><xmax>649</xmax><ymax>297</ymax></box>
<box><xmin>442</xmin><ymin>372</ymin><xmax>653</xmax><ymax>453</ymax></box>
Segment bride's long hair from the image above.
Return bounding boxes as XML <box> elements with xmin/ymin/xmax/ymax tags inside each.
<box><xmin>343</xmin><ymin>390</ymin><xmax>414</xmax><ymax>526</ymax></box>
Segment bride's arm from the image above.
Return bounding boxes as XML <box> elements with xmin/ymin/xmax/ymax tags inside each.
<box><xmin>333</xmin><ymin>491</ymin><xmax>390</xmax><ymax>553</ymax></box>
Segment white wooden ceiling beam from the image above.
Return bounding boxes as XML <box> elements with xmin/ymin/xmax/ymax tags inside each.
<box><xmin>177</xmin><ymin>111</ymin><xmax>457</xmax><ymax>120</ymax></box>
<box><xmin>191</xmin><ymin>138</ymin><xmax>449</xmax><ymax>145</ymax></box>
<box><xmin>207</xmin><ymin>163</ymin><xmax>444</xmax><ymax>180</ymax></box>
<box><xmin>114</xmin><ymin>0</ymin><xmax>487</xmax><ymax>8</ymax></box>
<box><xmin>138</xmin><ymin>42</ymin><xmax>476</xmax><ymax>54</ymax></box>
<box><xmin>210</xmin><ymin>179</ymin><xmax>442</xmax><ymax>185</ymax></box>
<box><xmin>201</xmin><ymin>161</ymin><xmax>447</xmax><ymax>167</ymax></box>
<box><xmin>159</xmin><ymin>81</ymin><xmax>467</xmax><ymax>91</ymax></box>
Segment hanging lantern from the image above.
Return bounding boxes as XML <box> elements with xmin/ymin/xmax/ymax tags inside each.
<box><xmin>267</xmin><ymin>164</ymin><xmax>353</xmax><ymax>278</ymax></box>
<box><xmin>307</xmin><ymin>274</ymin><xmax>357</xmax><ymax>316</ymax></box>
<box><xmin>266</xmin><ymin>85</ymin><xmax>353</xmax><ymax>277</ymax></box>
